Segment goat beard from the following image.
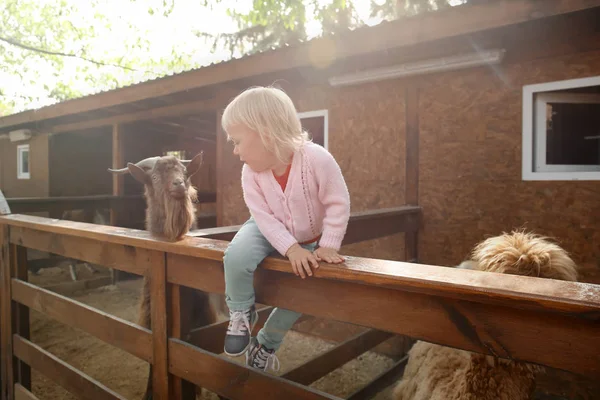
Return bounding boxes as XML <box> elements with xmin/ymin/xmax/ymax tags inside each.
<box><xmin>145</xmin><ymin>186</ymin><xmax>196</xmax><ymax>242</ymax></box>
<box><xmin>163</xmin><ymin>193</ymin><xmax>195</xmax><ymax>241</ymax></box>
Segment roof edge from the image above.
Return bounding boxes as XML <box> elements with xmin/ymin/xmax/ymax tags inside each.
<box><xmin>1</xmin><ymin>0</ymin><xmax>598</xmax><ymax>130</ymax></box>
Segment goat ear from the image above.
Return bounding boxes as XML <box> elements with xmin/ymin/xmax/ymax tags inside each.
<box><xmin>127</xmin><ymin>163</ymin><xmax>151</xmax><ymax>184</ymax></box>
<box><xmin>186</xmin><ymin>152</ymin><xmax>203</xmax><ymax>178</ymax></box>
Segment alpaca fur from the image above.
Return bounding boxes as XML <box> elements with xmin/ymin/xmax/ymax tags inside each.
<box><xmin>392</xmin><ymin>230</ymin><xmax>578</xmax><ymax>400</ymax></box>
<box><xmin>110</xmin><ymin>153</ymin><xmax>218</xmax><ymax>400</ymax></box>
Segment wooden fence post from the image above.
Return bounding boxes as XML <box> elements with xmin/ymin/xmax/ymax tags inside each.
<box><xmin>405</xmin><ymin>85</ymin><xmax>420</xmax><ymax>263</ymax></box>
<box><xmin>11</xmin><ymin>245</ymin><xmax>30</xmax><ymax>391</ymax></box>
<box><xmin>150</xmin><ymin>250</ymin><xmax>169</xmax><ymax>400</ymax></box>
<box><xmin>0</xmin><ymin>224</ymin><xmax>14</xmax><ymax>400</ymax></box>
<box><xmin>167</xmin><ymin>284</ymin><xmax>196</xmax><ymax>399</ymax></box>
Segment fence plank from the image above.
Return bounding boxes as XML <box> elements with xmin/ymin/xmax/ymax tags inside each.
<box><xmin>346</xmin><ymin>356</ymin><xmax>408</xmax><ymax>400</ymax></box>
<box><xmin>13</xmin><ymin>335</ymin><xmax>126</xmax><ymax>400</ymax></box>
<box><xmin>167</xmin><ymin>285</ymin><xmax>199</xmax><ymax>399</ymax></box>
<box><xmin>1</xmin><ymin>225</ymin><xmax>14</xmax><ymax>400</ymax></box>
<box><xmin>168</xmin><ymin>338</ymin><xmax>341</xmax><ymax>400</ymax></box>
<box><xmin>168</xmin><ymin>255</ymin><xmax>600</xmax><ymax>378</ymax></box>
<box><xmin>11</xmin><ymin>279</ymin><xmax>152</xmax><ymax>362</ymax></box>
<box><xmin>14</xmin><ymin>383</ymin><xmax>39</xmax><ymax>400</ymax></box>
<box><xmin>1</xmin><ymin>207</ymin><xmax>421</xmax><ymax>260</ymax></box>
<box><xmin>150</xmin><ymin>252</ymin><xmax>169</xmax><ymax>400</ymax></box>
<box><xmin>12</xmin><ymin>245</ymin><xmax>30</xmax><ymax>390</ymax></box>
<box><xmin>189</xmin><ymin>206</ymin><xmax>421</xmax><ymax>245</ymax></box>
<box><xmin>10</xmin><ymin>226</ymin><xmax>147</xmax><ymax>276</ymax></box>
<box><xmin>283</xmin><ymin>329</ymin><xmax>393</xmax><ymax>385</ymax></box>
<box><xmin>165</xmin><ymin>254</ymin><xmax>600</xmax><ymax>319</ymax></box>
<box><xmin>0</xmin><ymin>225</ymin><xmax>14</xmax><ymax>400</ymax></box>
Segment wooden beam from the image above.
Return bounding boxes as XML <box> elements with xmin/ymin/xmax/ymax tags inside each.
<box><xmin>11</xmin><ymin>279</ymin><xmax>152</xmax><ymax>362</ymax></box>
<box><xmin>5</xmin><ymin>193</ymin><xmax>215</xmax><ymax>214</ymax></box>
<box><xmin>41</xmin><ymin>276</ymin><xmax>113</xmax><ymax>296</ymax></box>
<box><xmin>346</xmin><ymin>356</ymin><xmax>408</xmax><ymax>400</ymax></box>
<box><xmin>0</xmin><ymin>225</ymin><xmax>14</xmax><ymax>400</ymax></box>
<box><xmin>1</xmin><ymin>0</ymin><xmax>597</xmax><ymax>129</ymax></box>
<box><xmin>48</xmin><ymin>89</ymin><xmax>236</xmax><ymax>134</ymax></box>
<box><xmin>110</xmin><ymin>124</ymin><xmax>124</xmax><ymax>228</ymax></box>
<box><xmin>15</xmin><ymin>383</ymin><xmax>40</xmax><ymax>400</ymax></box>
<box><xmin>167</xmin><ymin>285</ymin><xmax>197</xmax><ymax>399</ymax></box>
<box><xmin>166</xmin><ymin>254</ymin><xmax>600</xmax><ymax>378</ymax></box>
<box><xmin>13</xmin><ymin>335</ymin><xmax>127</xmax><ymax>400</ymax></box>
<box><xmin>10</xmin><ymin>227</ymin><xmax>149</xmax><ymax>276</ymax></box>
<box><xmin>2</xmin><ymin>213</ymin><xmax>599</xmax><ymax>318</ymax></box>
<box><xmin>150</xmin><ymin>252</ymin><xmax>169</xmax><ymax>400</ymax></box>
<box><xmin>168</xmin><ymin>339</ymin><xmax>340</xmax><ymax>400</ymax></box>
<box><xmin>11</xmin><ymin>245</ymin><xmax>30</xmax><ymax>391</ymax></box>
<box><xmin>215</xmin><ymin>111</ymin><xmax>225</xmax><ymax>226</ymax></box>
<box><xmin>404</xmin><ymin>86</ymin><xmax>420</xmax><ymax>262</ymax></box>
<box><xmin>282</xmin><ymin>329</ymin><xmax>393</xmax><ymax>385</ymax></box>
<box><xmin>190</xmin><ymin>206</ymin><xmax>422</xmax><ymax>243</ymax></box>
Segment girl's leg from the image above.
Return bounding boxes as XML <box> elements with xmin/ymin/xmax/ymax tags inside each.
<box><xmin>253</xmin><ymin>242</ymin><xmax>317</xmax><ymax>353</ymax></box>
<box><xmin>223</xmin><ymin>217</ymin><xmax>274</xmax><ymax>356</ymax></box>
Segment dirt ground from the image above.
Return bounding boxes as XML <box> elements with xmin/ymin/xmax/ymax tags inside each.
<box><xmin>25</xmin><ymin>263</ymin><xmax>600</xmax><ymax>400</ymax></box>
<box><xmin>27</xmin><ymin>264</ymin><xmax>397</xmax><ymax>400</ymax></box>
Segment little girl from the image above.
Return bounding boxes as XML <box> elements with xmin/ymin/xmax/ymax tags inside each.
<box><xmin>220</xmin><ymin>86</ymin><xmax>351</xmax><ymax>372</ymax></box>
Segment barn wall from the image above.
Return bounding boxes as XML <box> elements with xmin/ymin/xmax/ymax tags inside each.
<box><xmin>49</xmin><ymin>128</ymin><xmax>112</xmax><ymax>197</ymax></box>
<box><xmin>0</xmin><ymin>135</ymin><xmax>49</xmax><ymax>198</ymax></box>
<box><xmin>417</xmin><ymin>49</ymin><xmax>600</xmax><ymax>271</ymax></box>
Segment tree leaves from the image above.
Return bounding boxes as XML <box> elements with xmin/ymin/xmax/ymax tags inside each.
<box><xmin>0</xmin><ymin>0</ymin><xmax>472</xmax><ymax>117</ymax></box>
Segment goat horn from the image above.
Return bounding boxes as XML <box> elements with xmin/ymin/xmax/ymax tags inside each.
<box><xmin>107</xmin><ymin>167</ymin><xmax>130</xmax><ymax>175</ymax></box>
<box><xmin>107</xmin><ymin>156</ymin><xmax>160</xmax><ymax>174</ymax></box>
<box><xmin>180</xmin><ymin>152</ymin><xmax>203</xmax><ymax>165</ymax></box>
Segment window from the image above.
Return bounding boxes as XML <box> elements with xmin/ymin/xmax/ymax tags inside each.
<box><xmin>298</xmin><ymin>109</ymin><xmax>328</xmax><ymax>150</ymax></box>
<box><xmin>17</xmin><ymin>144</ymin><xmax>30</xmax><ymax>179</ymax></box>
<box><xmin>522</xmin><ymin>76</ymin><xmax>600</xmax><ymax>180</ymax></box>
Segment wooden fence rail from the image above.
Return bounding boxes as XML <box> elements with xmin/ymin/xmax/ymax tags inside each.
<box><xmin>1</xmin><ymin>211</ymin><xmax>599</xmax><ymax>400</ymax></box>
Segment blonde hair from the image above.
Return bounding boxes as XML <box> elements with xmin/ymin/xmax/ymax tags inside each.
<box><xmin>221</xmin><ymin>86</ymin><xmax>310</xmax><ymax>163</ymax></box>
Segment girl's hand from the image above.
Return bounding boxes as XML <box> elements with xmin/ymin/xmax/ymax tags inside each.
<box><xmin>286</xmin><ymin>244</ymin><xmax>319</xmax><ymax>279</ymax></box>
<box><xmin>314</xmin><ymin>247</ymin><xmax>344</xmax><ymax>264</ymax></box>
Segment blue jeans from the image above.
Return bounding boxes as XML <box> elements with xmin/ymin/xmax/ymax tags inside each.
<box><xmin>223</xmin><ymin>217</ymin><xmax>317</xmax><ymax>350</ymax></box>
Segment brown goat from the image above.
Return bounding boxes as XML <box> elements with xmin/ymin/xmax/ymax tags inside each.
<box><xmin>109</xmin><ymin>153</ymin><xmax>218</xmax><ymax>400</ymax></box>
<box><xmin>392</xmin><ymin>230</ymin><xmax>579</xmax><ymax>400</ymax></box>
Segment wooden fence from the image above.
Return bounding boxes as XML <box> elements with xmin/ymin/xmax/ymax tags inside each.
<box><xmin>1</xmin><ymin>209</ymin><xmax>599</xmax><ymax>400</ymax></box>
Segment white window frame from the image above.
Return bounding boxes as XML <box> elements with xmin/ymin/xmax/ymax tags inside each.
<box><xmin>522</xmin><ymin>75</ymin><xmax>600</xmax><ymax>181</ymax></box>
<box><xmin>17</xmin><ymin>144</ymin><xmax>30</xmax><ymax>180</ymax></box>
<box><xmin>298</xmin><ymin>109</ymin><xmax>329</xmax><ymax>150</ymax></box>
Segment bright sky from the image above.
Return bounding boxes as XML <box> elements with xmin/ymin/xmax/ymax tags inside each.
<box><xmin>1</xmin><ymin>0</ymin><xmax>465</xmax><ymax>114</ymax></box>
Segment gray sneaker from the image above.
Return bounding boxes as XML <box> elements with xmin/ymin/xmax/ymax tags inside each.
<box><xmin>245</xmin><ymin>337</ymin><xmax>280</xmax><ymax>372</ymax></box>
<box><xmin>223</xmin><ymin>305</ymin><xmax>258</xmax><ymax>356</ymax></box>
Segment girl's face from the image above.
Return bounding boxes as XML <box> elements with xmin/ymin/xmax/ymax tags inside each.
<box><xmin>226</xmin><ymin>124</ymin><xmax>278</xmax><ymax>172</ymax></box>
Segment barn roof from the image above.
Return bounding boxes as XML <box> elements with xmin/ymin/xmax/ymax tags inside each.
<box><xmin>0</xmin><ymin>0</ymin><xmax>598</xmax><ymax>133</ymax></box>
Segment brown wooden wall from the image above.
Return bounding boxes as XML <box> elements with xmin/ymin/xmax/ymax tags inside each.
<box><xmin>417</xmin><ymin>48</ymin><xmax>600</xmax><ymax>271</ymax></box>
<box><xmin>0</xmin><ymin>135</ymin><xmax>49</xmax><ymax>198</ymax></box>
<box><xmin>49</xmin><ymin>128</ymin><xmax>112</xmax><ymax>197</ymax></box>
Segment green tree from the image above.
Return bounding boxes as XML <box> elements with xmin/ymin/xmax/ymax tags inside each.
<box><xmin>0</xmin><ymin>0</ymin><xmax>474</xmax><ymax>116</ymax></box>
<box><xmin>201</xmin><ymin>0</ymin><xmax>471</xmax><ymax>57</ymax></box>
<box><xmin>0</xmin><ymin>0</ymin><xmax>206</xmax><ymax>115</ymax></box>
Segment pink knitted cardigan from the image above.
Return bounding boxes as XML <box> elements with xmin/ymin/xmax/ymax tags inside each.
<box><xmin>241</xmin><ymin>141</ymin><xmax>351</xmax><ymax>256</ymax></box>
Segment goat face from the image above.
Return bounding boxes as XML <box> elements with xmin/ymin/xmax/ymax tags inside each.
<box><xmin>109</xmin><ymin>152</ymin><xmax>203</xmax><ymax>201</ymax></box>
